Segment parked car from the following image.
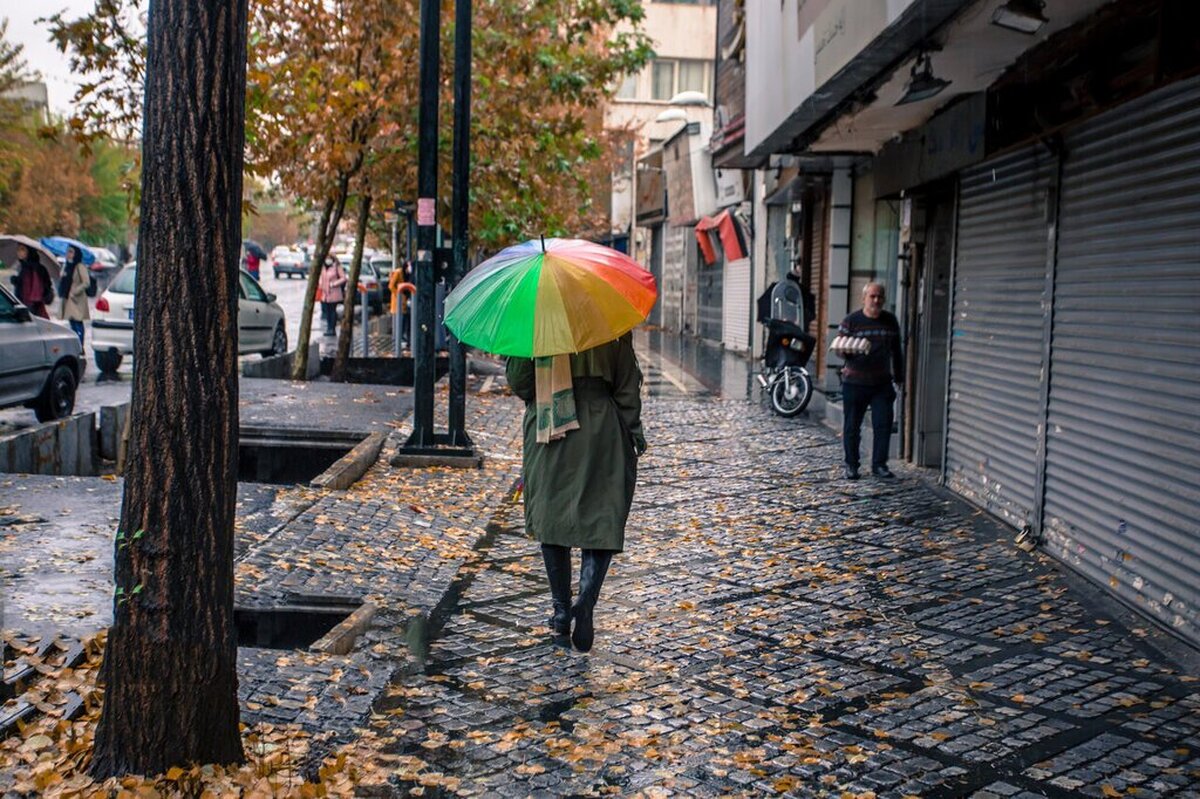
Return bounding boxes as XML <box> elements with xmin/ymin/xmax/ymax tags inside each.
<box><xmin>369</xmin><ymin>255</ymin><xmax>394</xmax><ymax>306</ymax></box>
<box><xmin>91</xmin><ymin>266</ymin><xmax>288</xmax><ymax>370</ymax></box>
<box><xmin>334</xmin><ymin>254</ymin><xmax>384</xmax><ymax>314</ymax></box>
<box><xmin>272</xmin><ymin>250</ymin><xmax>308</xmax><ymax>279</ymax></box>
<box><xmin>89</xmin><ymin>247</ymin><xmax>123</xmax><ymax>294</ymax></box>
<box><xmin>0</xmin><ymin>283</ymin><xmax>84</xmax><ymax>422</ymax></box>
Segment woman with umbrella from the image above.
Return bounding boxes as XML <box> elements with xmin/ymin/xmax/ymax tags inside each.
<box><xmin>11</xmin><ymin>242</ymin><xmax>54</xmax><ymax>319</ymax></box>
<box><xmin>445</xmin><ymin>238</ymin><xmax>655</xmax><ymax>652</ymax></box>
<box><xmin>59</xmin><ymin>245</ymin><xmax>91</xmax><ymax>343</ymax></box>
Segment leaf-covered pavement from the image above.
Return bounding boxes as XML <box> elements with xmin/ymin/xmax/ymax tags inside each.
<box><xmin>1</xmin><ymin>355</ymin><xmax>1197</xmax><ymax>796</ymax></box>
<box><xmin>365</xmin><ymin>379</ymin><xmax>1200</xmax><ymax>797</ymax></box>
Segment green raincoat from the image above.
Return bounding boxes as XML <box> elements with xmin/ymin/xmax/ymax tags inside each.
<box><xmin>506</xmin><ymin>333</ymin><xmax>645</xmax><ymax>551</ymax></box>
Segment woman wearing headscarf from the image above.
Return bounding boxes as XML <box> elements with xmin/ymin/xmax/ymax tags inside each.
<box><xmin>11</xmin><ymin>244</ymin><xmax>53</xmax><ymax>319</ymax></box>
<box><xmin>60</xmin><ymin>245</ymin><xmax>90</xmax><ymax>344</ymax></box>
<box><xmin>317</xmin><ymin>255</ymin><xmax>347</xmax><ymax>336</ymax></box>
<box><xmin>505</xmin><ymin>332</ymin><xmax>646</xmax><ymax>652</ymax></box>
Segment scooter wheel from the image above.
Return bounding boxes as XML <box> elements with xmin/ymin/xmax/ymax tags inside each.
<box><xmin>770</xmin><ymin>369</ymin><xmax>812</xmax><ymax>417</ymax></box>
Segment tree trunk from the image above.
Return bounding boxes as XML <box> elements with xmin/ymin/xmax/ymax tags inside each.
<box><xmin>91</xmin><ymin>0</ymin><xmax>247</xmax><ymax>777</ymax></box>
<box><xmin>332</xmin><ymin>194</ymin><xmax>372</xmax><ymax>381</ymax></box>
<box><xmin>291</xmin><ymin>174</ymin><xmax>355</xmax><ymax>380</ymax></box>
<box><xmin>292</xmin><ymin>196</ymin><xmax>335</xmax><ymax>380</ymax></box>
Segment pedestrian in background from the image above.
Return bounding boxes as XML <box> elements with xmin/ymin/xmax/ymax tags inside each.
<box><xmin>10</xmin><ymin>243</ymin><xmax>53</xmax><ymax>319</ymax></box>
<box><xmin>318</xmin><ymin>255</ymin><xmax>347</xmax><ymax>336</ymax></box>
<box><xmin>59</xmin><ymin>245</ymin><xmax>90</xmax><ymax>344</ymax></box>
<box><xmin>838</xmin><ymin>282</ymin><xmax>904</xmax><ymax>480</ymax></box>
<box><xmin>506</xmin><ymin>332</ymin><xmax>646</xmax><ymax>652</ymax></box>
<box><xmin>245</xmin><ymin>247</ymin><xmax>261</xmax><ymax>281</ymax></box>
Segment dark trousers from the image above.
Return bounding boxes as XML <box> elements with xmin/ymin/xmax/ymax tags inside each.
<box><xmin>842</xmin><ymin>381</ymin><xmax>895</xmax><ymax>469</ymax></box>
<box><xmin>68</xmin><ymin>320</ymin><xmax>84</xmax><ymax>344</ymax></box>
<box><xmin>321</xmin><ymin>301</ymin><xmax>338</xmax><ymax>335</ymax></box>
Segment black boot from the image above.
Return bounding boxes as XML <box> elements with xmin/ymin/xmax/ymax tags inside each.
<box><xmin>541</xmin><ymin>544</ymin><xmax>572</xmax><ymax>643</ymax></box>
<box><xmin>571</xmin><ymin>549</ymin><xmax>614</xmax><ymax>653</ymax></box>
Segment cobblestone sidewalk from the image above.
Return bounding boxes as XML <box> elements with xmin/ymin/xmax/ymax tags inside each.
<box><xmin>367</xmin><ymin>371</ymin><xmax>1199</xmax><ymax>797</ymax></box>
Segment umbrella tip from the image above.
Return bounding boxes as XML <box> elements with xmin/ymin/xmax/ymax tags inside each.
<box><xmin>540</xmin><ymin>235</ymin><xmax>546</xmax><ymax>252</ymax></box>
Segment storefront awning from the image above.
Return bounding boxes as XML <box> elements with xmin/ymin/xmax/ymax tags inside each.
<box><xmin>695</xmin><ymin>210</ymin><xmax>748</xmax><ymax>265</ymax></box>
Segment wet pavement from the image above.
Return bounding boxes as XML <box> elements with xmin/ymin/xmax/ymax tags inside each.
<box><xmin>367</xmin><ymin>345</ymin><xmax>1199</xmax><ymax>797</ymax></box>
<box><xmin>2</xmin><ymin>335</ymin><xmax>1198</xmax><ymax>796</ymax></box>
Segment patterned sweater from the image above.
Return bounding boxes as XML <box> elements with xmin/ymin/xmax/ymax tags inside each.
<box><xmin>837</xmin><ymin>309</ymin><xmax>904</xmax><ymax>386</ymax></box>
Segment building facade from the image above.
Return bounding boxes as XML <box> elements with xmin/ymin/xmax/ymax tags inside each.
<box><xmin>733</xmin><ymin>0</ymin><xmax>1200</xmax><ymax>646</ymax></box>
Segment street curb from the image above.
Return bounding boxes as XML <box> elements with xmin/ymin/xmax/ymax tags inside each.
<box><xmin>310</xmin><ymin>431</ymin><xmax>387</xmax><ymax>490</ymax></box>
<box><xmin>312</xmin><ymin>602</ymin><xmax>378</xmax><ymax>655</ymax></box>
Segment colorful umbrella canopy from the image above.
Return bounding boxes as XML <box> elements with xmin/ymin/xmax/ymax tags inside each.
<box><xmin>0</xmin><ymin>234</ymin><xmax>62</xmax><ymax>281</ymax></box>
<box><xmin>444</xmin><ymin>238</ymin><xmax>657</xmax><ymax>357</ymax></box>
<box><xmin>40</xmin><ymin>236</ymin><xmax>97</xmax><ymax>265</ymax></box>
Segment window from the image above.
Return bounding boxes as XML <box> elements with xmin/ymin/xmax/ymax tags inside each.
<box><xmin>240</xmin><ymin>272</ymin><xmax>267</xmax><ymax>302</ymax></box>
<box><xmin>649</xmin><ymin>59</ymin><xmax>710</xmax><ymax>101</ymax></box>
<box><xmin>0</xmin><ymin>288</ymin><xmax>17</xmax><ymax>321</ymax></box>
<box><xmin>652</xmin><ymin>61</ymin><xmax>675</xmax><ymax>101</ymax></box>
<box><xmin>678</xmin><ymin>61</ymin><xmax>707</xmax><ymax>94</ymax></box>
<box><xmin>616</xmin><ymin>73</ymin><xmax>638</xmax><ymax>100</ymax></box>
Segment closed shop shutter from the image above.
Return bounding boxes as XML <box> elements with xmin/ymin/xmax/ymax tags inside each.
<box><xmin>648</xmin><ymin>226</ymin><xmax>663</xmax><ymax>327</ymax></box>
<box><xmin>697</xmin><ymin>244</ymin><xmax>724</xmax><ymax>341</ymax></box>
<box><xmin>945</xmin><ymin>147</ymin><xmax>1055</xmax><ymax>530</ymax></box>
<box><xmin>723</xmin><ymin>257</ymin><xmax>751</xmax><ymax>352</ymax></box>
<box><xmin>1043</xmin><ymin>75</ymin><xmax>1200</xmax><ymax>644</ymax></box>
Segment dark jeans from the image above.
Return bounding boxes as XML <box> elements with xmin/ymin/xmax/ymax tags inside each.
<box><xmin>321</xmin><ymin>301</ymin><xmax>338</xmax><ymax>335</ymax></box>
<box><xmin>842</xmin><ymin>381</ymin><xmax>896</xmax><ymax>469</ymax></box>
<box><xmin>68</xmin><ymin>320</ymin><xmax>84</xmax><ymax>344</ymax></box>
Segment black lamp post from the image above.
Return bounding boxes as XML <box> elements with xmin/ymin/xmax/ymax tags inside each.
<box><xmin>405</xmin><ymin>0</ymin><xmax>441</xmax><ymax>450</ymax></box>
<box><xmin>448</xmin><ymin>0</ymin><xmax>473</xmax><ymax>448</ymax></box>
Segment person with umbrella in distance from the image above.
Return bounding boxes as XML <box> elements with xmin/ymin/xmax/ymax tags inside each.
<box><xmin>445</xmin><ymin>237</ymin><xmax>655</xmax><ymax>652</ymax></box>
<box><xmin>5</xmin><ymin>239</ymin><xmax>56</xmax><ymax>319</ymax></box>
<box><xmin>244</xmin><ymin>240</ymin><xmax>266</xmax><ymax>281</ymax></box>
<box><xmin>59</xmin><ymin>245</ymin><xmax>91</xmax><ymax>344</ymax></box>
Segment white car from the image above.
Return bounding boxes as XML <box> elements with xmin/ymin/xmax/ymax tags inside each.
<box><xmin>0</xmin><ymin>283</ymin><xmax>84</xmax><ymax>421</ymax></box>
<box><xmin>91</xmin><ymin>266</ymin><xmax>288</xmax><ymax>370</ymax></box>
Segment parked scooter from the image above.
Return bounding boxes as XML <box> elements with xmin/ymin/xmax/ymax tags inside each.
<box><xmin>758</xmin><ymin>319</ymin><xmax>814</xmax><ymax>416</ymax></box>
<box><xmin>756</xmin><ymin>274</ymin><xmax>816</xmax><ymax>417</ymax></box>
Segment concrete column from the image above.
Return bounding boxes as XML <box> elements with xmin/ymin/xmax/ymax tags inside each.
<box><xmin>825</xmin><ymin>163</ymin><xmax>853</xmax><ymax>391</ymax></box>
<box><xmin>750</xmin><ymin>169</ymin><xmax>769</xmax><ymax>357</ymax></box>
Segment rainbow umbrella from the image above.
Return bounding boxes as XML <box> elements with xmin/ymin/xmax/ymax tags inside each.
<box><xmin>444</xmin><ymin>238</ymin><xmax>657</xmax><ymax>357</ymax></box>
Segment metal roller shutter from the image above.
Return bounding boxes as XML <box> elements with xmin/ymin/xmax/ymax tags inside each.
<box><xmin>722</xmin><ymin>257</ymin><xmax>751</xmax><ymax>352</ymax></box>
<box><xmin>945</xmin><ymin>147</ymin><xmax>1056</xmax><ymax>530</ymax></box>
<box><xmin>1043</xmin><ymin>75</ymin><xmax>1200</xmax><ymax>645</ymax></box>
<box><xmin>697</xmin><ymin>245</ymin><xmax>724</xmax><ymax>342</ymax></box>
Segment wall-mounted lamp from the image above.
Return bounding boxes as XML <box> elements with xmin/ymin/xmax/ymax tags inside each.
<box><xmin>667</xmin><ymin>90</ymin><xmax>711</xmax><ymax>108</ymax></box>
<box><xmin>654</xmin><ymin>108</ymin><xmax>688</xmax><ymax>124</ymax></box>
<box><xmin>991</xmin><ymin>0</ymin><xmax>1048</xmax><ymax>34</ymax></box>
<box><xmin>896</xmin><ymin>52</ymin><xmax>951</xmax><ymax>106</ymax></box>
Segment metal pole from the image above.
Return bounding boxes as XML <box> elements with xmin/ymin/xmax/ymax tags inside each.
<box><xmin>392</xmin><ymin>213</ymin><xmax>400</xmax><ymax>357</ymax></box>
<box><xmin>407</xmin><ymin>0</ymin><xmax>441</xmax><ymax>449</ymax></box>
<box><xmin>448</xmin><ymin>0</ymin><xmax>472</xmax><ymax>447</ymax></box>
<box><xmin>361</xmin><ymin>287</ymin><xmax>369</xmax><ymax>357</ymax></box>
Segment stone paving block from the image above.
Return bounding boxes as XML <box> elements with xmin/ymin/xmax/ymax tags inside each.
<box><xmin>813</xmin><ymin>620</ymin><xmax>1003</xmax><ymax>673</ymax></box>
<box><xmin>908</xmin><ymin>595</ymin><xmax>1080</xmax><ymax>640</ymax></box>
<box><xmin>841</xmin><ymin>685</ymin><xmax>1075</xmax><ymax>763</ymax></box>
<box><xmin>962</xmin><ymin>654</ymin><xmax>1166</xmax><ymax>718</ymax></box>
<box><xmin>694</xmin><ymin>645</ymin><xmax>906</xmax><ymax>712</ymax></box>
<box><xmin>430</xmin><ymin>611</ymin><xmax>542</xmax><ymax>662</ymax></box>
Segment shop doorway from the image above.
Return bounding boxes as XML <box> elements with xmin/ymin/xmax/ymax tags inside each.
<box><xmin>912</xmin><ymin>191</ymin><xmax>954</xmax><ymax>468</ymax></box>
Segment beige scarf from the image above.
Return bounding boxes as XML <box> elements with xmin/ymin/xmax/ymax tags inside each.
<box><xmin>534</xmin><ymin>354</ymin><xmax>579</xmax><ymax>444</ymax></box>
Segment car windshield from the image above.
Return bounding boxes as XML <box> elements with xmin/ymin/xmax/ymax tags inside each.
<box><xmin>109</xmin><ymin>268</ymin><xmax>137</xmax><ymax>294</ymax></box>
